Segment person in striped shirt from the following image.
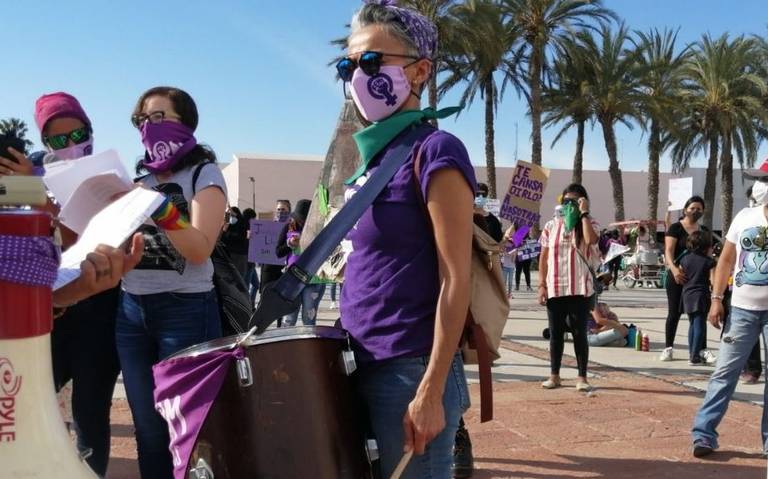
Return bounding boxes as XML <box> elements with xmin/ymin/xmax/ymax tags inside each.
<box><xmin>538</xmin><ymin>183</ymin><xmax>600</xmax><ymax>392</ymax></box>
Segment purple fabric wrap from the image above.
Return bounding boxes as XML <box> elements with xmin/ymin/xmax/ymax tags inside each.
<box><xmin>0</xmin><ymin>235</ymin><xmax>60</xmax><ymax>287</ymax></box>
<box><xmin>140</xmin><ymin>121</ymin><xmax>198</xmax><ymax>174</ymax></box>
<box><xmin>364</xmin><ymin>0</ymin><xmax>438</xmax><ymax>59</ymax></box>
<box><xmin>153</xmin><ymin>346</ymin><xmax>244</xmax><ymax>479</ymax></box>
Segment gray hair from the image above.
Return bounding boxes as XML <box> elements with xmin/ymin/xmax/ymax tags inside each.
<box><xmin>350</xmin><ymin>4</ymin><xmax>420</xmax><ymax>57</ymax></box>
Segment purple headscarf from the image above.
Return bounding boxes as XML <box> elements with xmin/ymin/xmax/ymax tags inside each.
<box><xmin>363</xmin><ymin>0</ymin><xmax>438</xmax><ymax>59</ymax></box>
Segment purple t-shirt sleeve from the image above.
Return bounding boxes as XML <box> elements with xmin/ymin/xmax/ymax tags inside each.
<box><xmin>417</xmin><ymin>131</ymin><xmax>477</xmax><ymax>201</ymax></box>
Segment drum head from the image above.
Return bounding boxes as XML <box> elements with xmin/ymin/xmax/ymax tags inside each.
<box><xmin>168</xmin><ymin>325</ymin><xmax>349</xmax><ymax>360</ymax></box>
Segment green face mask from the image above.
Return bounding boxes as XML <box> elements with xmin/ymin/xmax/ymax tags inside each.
<box><xmin>562</xmin><ymin>202</ymin><xmax>580</xmax><ymax>232</ymax></box>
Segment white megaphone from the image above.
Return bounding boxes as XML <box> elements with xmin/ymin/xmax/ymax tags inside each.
<box><xmin>0</xmin><ymin>208</ymin><xmax>97</xmax><ymax>478</ymax></box>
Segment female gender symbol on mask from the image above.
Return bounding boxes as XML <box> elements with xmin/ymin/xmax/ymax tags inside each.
<box><xmin>367</xmin><ymin>73</ymin><xmax>398</xmax><ymax>106</ymax></box>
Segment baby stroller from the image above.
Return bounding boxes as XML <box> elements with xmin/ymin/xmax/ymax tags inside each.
<box><xmin>621</xmin><ymin>250</ymin><xmax>664</xmax><ymax>289</ymax></box>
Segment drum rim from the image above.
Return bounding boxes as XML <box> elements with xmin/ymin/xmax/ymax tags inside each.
<box><xmin>168</xmin><ymin>325</ymin><xmax>349</xmax><ymax>359</ymax></box>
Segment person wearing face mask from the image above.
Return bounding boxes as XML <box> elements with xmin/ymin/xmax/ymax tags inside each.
<box><xmin>660</xmin><ymin>196</ymin><xmax>713</xmax><ymax>363</ymax></box>
<box><xmin>691</xmin><ymin>162</ymin><xmax>768</xmax><ymax>458</ymax></box>
<box><xmin>336</xmin><ymin>2</ymin><xmax>475</xmax><ymax>477</ymax></box>
<box><xmin>221</xmin><ymin>206</ymin><xmax>250</xmax><ymax>279</ymax></box>
<box><xmin>119</xmin><ymin>86</ymin><xmax>227</xmax><ymax>479</ymax></box>
<box><xmin>0</xmin><ymin>92</ymin><xmax>121</xmax><ymax>477</ymax></box>
<box><xmin>538</xmin><ymin>184</ymin><xmax>600</xmax><ymax>393</ymax></box>
<box><xmin>473</xmin><ymin>182</ymin><xmax>503</xmax><ymax>242</ymax></box>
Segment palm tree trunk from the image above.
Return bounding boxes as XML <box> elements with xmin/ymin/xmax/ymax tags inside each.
<box><xmin>530</xmin><ymin>43</ymin><xmax>543</xmax><ymax>166</ymax></box>
<box><xmin>428</xmin><ymin>74</ymin><xmax>438</xmax><ymax>128</ymax></box>
<box><xmin>647</xmin><ymin>121</ymin><xmax>661</xmax><ymax>230</ymax></box>
<box><xmin>484</xmin><ymin>79</ymin><xmax>497</xmax><ymax>198</ymax></box>
<box><xmin>572</xmin><ymin>120</ymin><xmax>585</xmax><ymax>184</ymax></box>
<box><xmin>720</xmin><ymin>133</ymin><xmax>733</xmax><ymax>234</ymax></box>
<box><xmin>599</xmin><ymin>117</ymin><xmax>625</xmax><ymax>221</ymax></box>
<box><xmin>703</xmin><ymin>137</ymin><xmax>719</xmax><ymax>229</ymax></box>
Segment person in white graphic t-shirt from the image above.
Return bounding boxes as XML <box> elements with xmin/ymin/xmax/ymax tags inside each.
<box><xmin>691</xmin><ymin>158</ymin><xmax>768</xmax><ymax>457</ymax></box>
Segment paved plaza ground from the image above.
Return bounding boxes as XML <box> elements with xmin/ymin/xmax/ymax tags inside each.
<box><xmin>103</xmin><ymin>274</ymin><xmax>768</xmax><ymax>478</ymax></box>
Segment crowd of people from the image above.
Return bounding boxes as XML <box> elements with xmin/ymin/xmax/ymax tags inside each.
<box><xmin>2</xmin><ymin>0</ymin><xmax>768</xmax><ymax>478</ymax></box>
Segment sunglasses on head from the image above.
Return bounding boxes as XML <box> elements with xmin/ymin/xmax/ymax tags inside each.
<box><xmin>44</xmin><ymin>127</ymin><xmax>90</xmax><ymax>150</ymax></box>
<box><xmin>336</xmin><ymin>51</ymin><xmax>420</xmax><ymax>82</ymax></box>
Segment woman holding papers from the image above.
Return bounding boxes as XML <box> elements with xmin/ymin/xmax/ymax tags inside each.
<box><xmin>336</xmin><ymin>2</ymin><xmax>475</xmax><ymax>477</ymax></box>
<box><xmin>119</xmin><ymin>86</ymin><xmax>227</xmax><ymax>478</ymax></box>
<box><xmin>0</xmin><ymin>92</ymin><xmax>120</xmax><ymax>477</ymax></box>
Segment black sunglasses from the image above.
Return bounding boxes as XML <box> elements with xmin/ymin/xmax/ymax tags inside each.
<box><xmin>43</xmin><ymin>127</ymin><xmax>90</xmax><ymax>150</ymax></box>
<box><xmin>336</xmin><ymin>51</ymin><xmax>420</xmax><ymax>82</ymax></box>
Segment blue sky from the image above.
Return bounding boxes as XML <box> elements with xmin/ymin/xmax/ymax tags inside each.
<box><xmin>3</xmin><ymin>0</ymin><xmax>767</xmax><ymax>176</ymax></box>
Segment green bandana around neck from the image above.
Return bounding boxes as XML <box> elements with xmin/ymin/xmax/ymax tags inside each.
<box><xmin>345</xmin><ymin>106</ymin><xmax>461</xmax><ymax>185</ymax></box>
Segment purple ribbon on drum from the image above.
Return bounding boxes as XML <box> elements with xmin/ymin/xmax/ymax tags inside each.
<box><xmin>152</xmin><ymin>346</ymin><xmax>245</xmax><ymax>479</ymax></box>
<box><xmin>0</xmin><ymin>235</ymin><xmax>60</xmax><ymax>287</ymax></box>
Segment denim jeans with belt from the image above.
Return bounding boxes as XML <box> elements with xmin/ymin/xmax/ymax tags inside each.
<box><xmin>356</xmin><ymin>353</ymin><xmax>470</xmax><ymax>479</ymax></box>
<box><xmin>692</xmin><ymin>306</ymin><xmax>768</xmax><ymax>451</ymax></box>
<box><xmin>116</xmin><ymin>290</ymin><xmax>221</xmax><ymax>479</ymax></box>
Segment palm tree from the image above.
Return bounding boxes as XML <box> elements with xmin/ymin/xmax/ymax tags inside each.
<box><xmin>578</xmin><ymin>24</ymin><xmax>643</xmax><ymax>221</ymax></box>
<box><xmin>0</xmin><ymin>118</ymin><xmax>34</xmax><ymax>153</ymax></box>
<box><xmin>675</xmin><ymin>34</ymin><xmax>768</xmax><ymax>231</ymax></box>
<box><xmin>401</xmin><ymin>0</ymin><xmax>458</xmax><ymax>126</ymax></box>
<box><xmin>542</xmin><ymin>37</ymin><xmax>594</xmax><ymax>184</ymax></box>
<box><xmin>633</xmin><ymin>28</ymin><xmax>690</xmax><ymax>228</ymax></box>
<box><xmin>502</xmin><ymin>0</ymin><xmax>615</xmax><ymax>166</ymax></box>
<box><xmin>440</xmin><ymin>0</ymin><xmax>523</xmax><ymax>198</ymax></box>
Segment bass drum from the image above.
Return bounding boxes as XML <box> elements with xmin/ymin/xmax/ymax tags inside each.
<box><xmin>170</xmin><ymin>326</ymin><xmax>373</xmax><ymax>479</ymax></box>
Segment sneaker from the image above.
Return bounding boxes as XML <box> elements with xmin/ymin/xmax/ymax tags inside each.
<box><xmin>541</xmin><ymin>378</ymin><xmax>562</xmax><ymax>389</ymax></box>
<box><xmin>452</xmin><ymin>424</ymin><xmax>474</xmax><ymax>478</ymax></box>
<box><xmin>692</xmin><ymin>438</ymin><xmax>715</xmax><ymax>458</ymax></box>
<box><xmin>575</xmin><ymin>381</ymin><xmax>593</xmax><ymax>393</ymax></box>
<box><xmin>659</xmin><ymin>347</ymin><xmax>674</xmax><ymax>362</ymax></box>
<box><xmin>700</xmin><ymin>349</ymin><xmax>717</xmax><ymax>365</ymax></box>
<box><xmin>688</xmin><ymin>357</ymin><xmax>704</xmax><ymax>366</ymax></box>
<box><xmin>741</xmin><ymin>372</ymin><xmax>760</xmax><ymax>384</ymax></box>
<box><xmin>526</xmin><ymin>286</ymin><xmax>534</xmax><ymax>292</ymax></box>
<box><xmin>329</xmin><ymin>301</ymin><xmax>338</xmax><ymax>310</ymax></box>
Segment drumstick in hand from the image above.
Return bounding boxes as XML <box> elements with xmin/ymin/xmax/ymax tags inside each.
<box><xmin>389</xmin><ymin>450</ymin><xmax>414</xmax><ymax>479</ymax></box>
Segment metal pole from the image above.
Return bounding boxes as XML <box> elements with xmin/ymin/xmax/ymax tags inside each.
<box><xmin>249</xmin><ymin>177</ymin><xmax>255</xmax><ymax>209</ymax></box>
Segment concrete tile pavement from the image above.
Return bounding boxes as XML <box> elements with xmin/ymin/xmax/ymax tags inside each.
<box><xmin>102</xmin><ymin>279</ymin><xmax>768</xmax><ymax>478</ymax></box>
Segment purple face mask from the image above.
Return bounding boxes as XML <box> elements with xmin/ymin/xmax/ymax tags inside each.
<box><xmin>51</xmin><ymin>137</ymin><xmax>94</xmax><ymax>160</ymax></box>
<box><xmin>350</xmin><ymin>65</ymin><xmax>412</xmax><ymax>122</ymax></box>
<box><xmin>141</xmin><ymin>120</ymin><xmax>197</xmax><ymax>174</ymax></box>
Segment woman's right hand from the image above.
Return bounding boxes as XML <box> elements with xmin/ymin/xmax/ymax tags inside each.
<box><xmin>537</xmin><ymin>286</ymin><xmax>547</xmax><ymax>306</ymax></box>
<box><xmin>672</xmin><ymin>266</ymin><xmax>687</xmax><ymax>284</ymax></box>
<box><xmin>0</xmin><ymin>148</ymin><xmax>34</xmax><ymax>176</ymax></box>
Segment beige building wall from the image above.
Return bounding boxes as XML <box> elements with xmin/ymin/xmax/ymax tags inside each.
<box><xmin>224</xmin><ymin>154</ymin><xmax>748</xmax><ymax>231</ymax></box>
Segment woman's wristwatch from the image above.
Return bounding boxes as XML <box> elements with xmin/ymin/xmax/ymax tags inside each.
<box><xmin>580</xmin><ymin>211</ymin><xmax>590</xmax><ymax>219</ymax></box>
<box><xmin>711</xmin><ymin>293</ymin><xmax>724</xmax><ymax>301</ymax></box>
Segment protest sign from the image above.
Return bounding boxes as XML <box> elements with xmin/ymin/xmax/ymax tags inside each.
<box><xmin>603</xmin><ymin>243</ymin><xmax>631</xmax><ymax>265</ymax></box>
<box><xmin>516</xmin><ymin>240</ymin><xmax>541</xmax><ymax>261</ymax></box>
<box><xmin>668</xmin><ymin>177</ymin><xmax>693</xmax><ymax>211</ymax></box>
<box><xmin>484</xmin><ymin>198</ymin><xmax>501</xmax><ymax>216</ymax></box>
<box><xmin>248</xmin><ymin>220</ymin><xmax>286</xmax><ymax>265</ymax></box>
<box><xmin>500</xmin><ymin>160</ymin><xmax>550</xmax><ymax>227</ymax></box>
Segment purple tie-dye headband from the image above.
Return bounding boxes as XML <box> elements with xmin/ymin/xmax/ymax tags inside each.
<box><xmin>364</xmin><ymin>0</ymin><xmax>438</xmax><ymax>59</ymax></box>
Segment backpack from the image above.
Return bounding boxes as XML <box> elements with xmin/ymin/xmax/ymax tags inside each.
<box><xmin>414</xmin><ymin>146</ymin><xmax>509</xmax><ymax>423</ymax></box>
<box><xmin>191</xmin><ymin>162</ymin><xmax>254</xmax><ymax>336</ymax></box>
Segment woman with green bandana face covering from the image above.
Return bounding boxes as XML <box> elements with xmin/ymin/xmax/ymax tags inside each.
<box><xmin>538</xmin><ymin>183</ymin><xmax>600</xmax><ymax>393</ymax></box>
<box><xmin>336</xmin><ymin>2</ymin><xmax>476</xmax><ymax>478</ymax></box>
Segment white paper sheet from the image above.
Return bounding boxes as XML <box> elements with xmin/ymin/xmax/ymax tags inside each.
<box><xmin>668</xmin><ymin>177</ymin><xmax>693</xmax><ymax>211</ymax></box>
<box><xmin>43</xmin><ymin>149</ymin><xmax>132</xmax><ymax>207</ymax></box>
<box><xmin>603</xmin><ymin>243</ymin><xmax>631</xmax><ymax>265</ymax></box>
<box><xmin>54</xmin><ymin>188</ymin><xmax>164</xmax><ymax>291</ymax></box>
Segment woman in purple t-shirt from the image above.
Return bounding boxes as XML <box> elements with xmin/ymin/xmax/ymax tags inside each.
<box><xmin>335</xmin><ymin>2</ymin><xmax>476</xmax><ymax>478</ymax></box>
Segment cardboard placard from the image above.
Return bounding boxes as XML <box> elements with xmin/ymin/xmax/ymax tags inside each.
<box><xmin>500</xmin><ymin>160</ymin><xmax>550</xmax><ymax>226</ymax></box>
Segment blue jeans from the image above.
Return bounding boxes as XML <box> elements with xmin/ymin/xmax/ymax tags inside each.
<box><xmin>283</xmin><ymin>283</ymin><xmax>326</xmax><ymax>327</ymax></box>
<box><xmin>357</xmin><ymin>354</ymin><xmax>470</xmax><ymax>479</ymax></box>
<box><xmin>116</xmin><ymin>290</ymin><xmax>222</xmax><ymax>479</ymax></box>
<box><xmin>328</xmin><ymin>282</ymin><xmax>342</xmax><ymax>302</ymax></box>
<box><xmin>689</xmin><ymin>312</ymin><xmax>707</xmax><ymax>360</ymax></box>
<box><xmin>502</xmin><ymin>266</ymin><xmax>514</xmax><ymax>295</ymax></box>
<box><xmin>692</xmin><ymin>306</ymin><xmax>768</xmax><ymax>451</ymax></box>
<box><xmin>245</xmin><ymin>263</ymin><xmax>259</xmax><ymax>305</ymax></box>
